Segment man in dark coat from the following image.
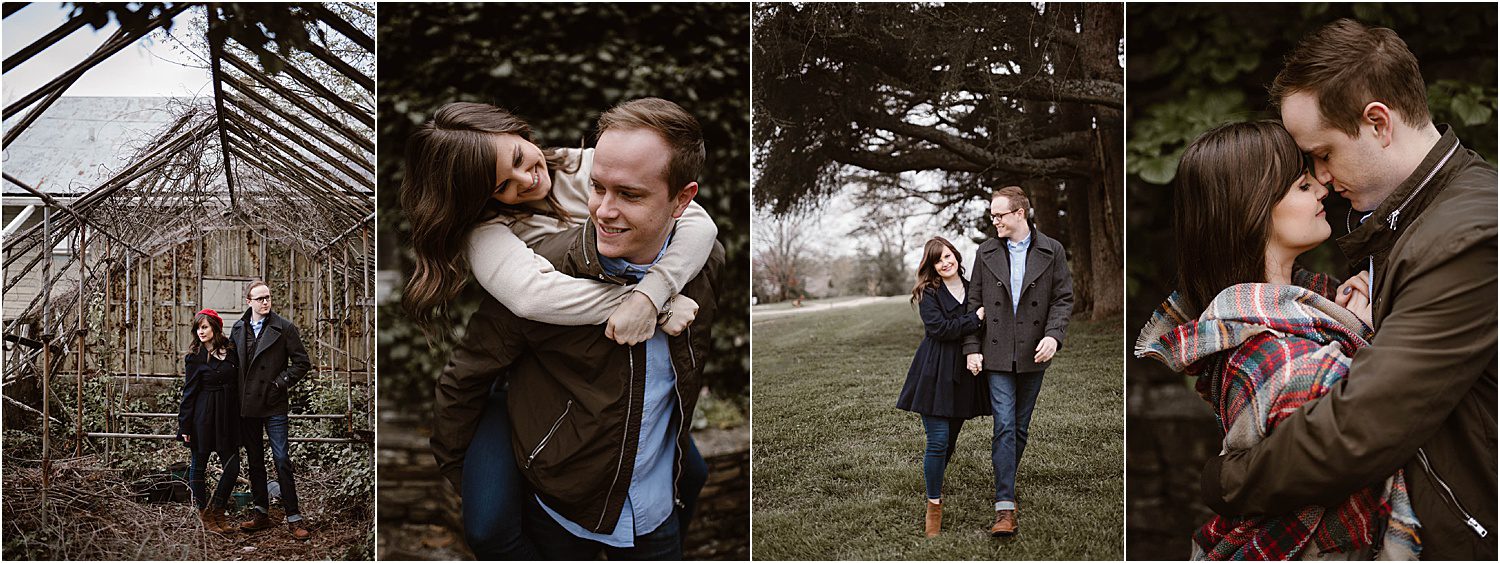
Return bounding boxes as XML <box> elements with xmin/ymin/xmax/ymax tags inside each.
<box><xmin>962</xmin><ymin>186</ymin><xmax>1074</xmax><ymax>537</ymax></box>
<box><xmin>1201</xmin><ymin>19</ymin><xmax>1496</xmax><ymax>559</ymax></box>
<box><xmin>230</xmin><ymin>280</ymin><xmax>312</xmax><ymax>539</ymax></box>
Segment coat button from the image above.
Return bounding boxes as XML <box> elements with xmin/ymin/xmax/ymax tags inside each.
<box><xmin>991</xmin><ymin>339</ymin><xmax>997</xmax><ymax>344</ymax></box>
<box><xmin>1031</xmin><ymin>301</ymin><xmax>1037</xmax><ymax>306</ymax></box>
<box><xmin>1034</xmin><ymin>320</ymin><xmax>1040</xmax><ymax>326</ymax></box>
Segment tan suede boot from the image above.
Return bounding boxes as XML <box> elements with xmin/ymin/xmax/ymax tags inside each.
<box><xmin>924</xmin><ymin>500</ymin><xmax>942</xmax><ymax>537</ymax></box>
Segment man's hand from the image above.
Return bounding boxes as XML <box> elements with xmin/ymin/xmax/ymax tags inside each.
<box><xmin>966</xmin><ymin>353</ymin><xmax>983</xmax><ymax>375</ymax></box>
<box><xmin>1034</xmin><ymin>336</ymin><xmax>1058</xmax><ymax>363</ymax></box>
<box><xmin>976</xmin><ymin>306</ymin><xmax>985</xmax><ymax>321</ymax></box>
<box><xmin>606</xmin><ymin>292</ymin><xmax>657</xmax><ymax>346</ymax></box>
<box><xmin>659</xmin><ymin>295</ymin><xmax>699</xmax><ymax>336</ymax></box>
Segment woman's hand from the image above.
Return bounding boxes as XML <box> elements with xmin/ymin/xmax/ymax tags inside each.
<box><xmin>966</xmin><ymin>353</ymin><xmax>984</xmax><ymax>375</ymax></box>
<box><xmin>606</xmin><ymin>292</ymin><xmax>657</xmax><ymax>346</ymax></box>
<box><xmin>659</xmin><ymin>295</ymin><xmax>699</xmax><ymax>336</ymax></box>
<box><xmin>975</xmin><ymin>307</ymin><xmax>985</xmax><ymax>321</ymax></box>
<box><xmin>1335</xmin><ymin>271</ymin><xmax>1373</xmax><ymax>326</ymax></box>
<box><xmin>181</xmin><ymin>433</ymin><xmax>191</xmax><ymax>444</ymax></box>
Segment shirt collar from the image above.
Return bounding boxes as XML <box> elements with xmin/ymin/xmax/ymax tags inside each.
<box><xmin>1006</xmin><ymin>233</ymin><xmax>1032</xmax><ymax>250</ymax></box>
<box><xmin>599</xmin><ymin>232</ymin><xmax>673</xmax><ymax>280</ymax></box>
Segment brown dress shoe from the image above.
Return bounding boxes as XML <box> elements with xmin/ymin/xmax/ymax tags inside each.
<box><xmin>288</xmin><ymin>521</ymin><xmax>312</xmax><ymax>540</ymax></box>
<box><xmin>990</xmin><ymin>509</ymin><xmax>1017</xmax><ymax>536</ymax></box>
<box><xmin>240</xmin><ymin>511</ymin><xmax>273</xmax><ymax>532</ymax></box>
<box><xmin>924</xmin><ymin>501</ymin><xmax>943</xmax><ymax>537</ymax></box>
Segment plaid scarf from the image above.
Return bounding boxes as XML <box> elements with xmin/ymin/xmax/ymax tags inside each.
<box><xmin>1136</xmin><ymin>278</ymin><xmax>1420</xmax><ymax>561</ymax></box>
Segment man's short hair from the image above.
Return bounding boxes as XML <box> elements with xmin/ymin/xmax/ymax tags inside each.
<box><xmin>245</xmin><ymin>280</ymin><xmax>269</xmax><ymax>299</ymax></box>
<box><xmin>596</xmin><ymin>97</ymin><xmax>705</xmax><ymax>197</ymax></box>
<box><xmin>1270</xmin><ymin>18</ymin><xmax>1431</xmax><ymax>137</ymax></box>
<box><xmin>993</xmin><ymin>186</ymin><xmax>1030</xmax><ymax>215</ymax></box>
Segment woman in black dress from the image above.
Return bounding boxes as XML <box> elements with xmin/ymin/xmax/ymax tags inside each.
<box><xmin>896</xmin><ymin>236</ymin><xmax>989</xmax><ymax>537</ymax></box>
<box><xmin>177</xmin><ymin>308</ymin><xmax>241</xmax><ymax>533</ymax></box>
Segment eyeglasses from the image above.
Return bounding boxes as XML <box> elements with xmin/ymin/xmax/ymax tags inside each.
<box><xmin>990</xmin><ymin>208</ymin><xmax>1024</xmax><ymax>223</ymax></box>
<box><xmin>249</xmin><ymin>295</ymin><xmax>271</xmax><ymax>303</ymax></box>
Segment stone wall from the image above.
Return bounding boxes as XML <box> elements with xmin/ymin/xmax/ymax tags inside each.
<box><xmin>1126</xmin><ymin>357</ymin><xmax>1220</xmax><ymax>560</ymax></box>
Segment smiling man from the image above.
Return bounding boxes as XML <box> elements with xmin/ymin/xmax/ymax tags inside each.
<box><xmin>433</xmin><ymin>98</ymin><xmax>724</xmax><ymax>560</ymax></box>
<box><xmin>1202</xmin><ymin>19</ymin><xmax>1497</xmax><ymax>560</ymax></box>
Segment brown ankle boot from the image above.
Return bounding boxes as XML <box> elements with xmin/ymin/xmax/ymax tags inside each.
<box><xmin>240</xmin><ymin>511</ymin><xmax>273</xmax><ymax>532</ymax></box>
<box><xmin>924</xmin><ymin>500</ymin><xmax>942</xmax><ymax>537</ymax></box>
<box><xmin>990</xmin><ymin>509</ymin><xmax>1017</xmax><ymax>536</ymax></box>
<box><xmin>205</xmin><ymin>504</ymin><xmax>232</xmax><ymax>533</ymax></box>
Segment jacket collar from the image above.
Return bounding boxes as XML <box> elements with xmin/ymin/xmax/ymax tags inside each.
<box><xmin>568</xmin><ymin>219</ymin><xmax>677</xmax><ymax>286</ymax></box>
<box><xmin>1336</xmin><ymin>124</ymin><xmax>1463</xmax><ymax>264</ymax></box>
<box><xmin>982</xmin><ymin>228</ymin><xmax>1059</xmax><ymax>291</ymax></box>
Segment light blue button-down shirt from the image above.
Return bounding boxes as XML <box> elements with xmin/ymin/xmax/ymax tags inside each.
<box><xmin>1007</xmin><ymin>233</ymin><xmax>1031</xmax><ymax>313</ymax></box>
<box><xmin>250</xmin><ymin>317</ymin><xmax>264</xmax><ymax>338</ymax></box>
<box><xmin>538</xmin><ymin>236</ymin><xmax>678</xmax><ymax>547</ymax></box>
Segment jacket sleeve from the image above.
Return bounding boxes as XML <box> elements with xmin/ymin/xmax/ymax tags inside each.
<box><xmin>1045</xmin><ymin>247</ymin><xmax>1074</xmax><ymax>348</ymax></box>
<box><xmin>636</xmin><ymin>200</ymin><xmax>718</xmax><ymax>311</ymax></box>
<box><xmin>178</xmin><ymin>353</ymin><xmax>199</xmax><ymax>439</ymax></box>
<box><xmin>1203</xmin><ymin>239</ymin><xmax>1496</xmax><ymax>515</ymax></box>
<box><xmin>962</xmin><ymin>249</ymin><xmax>987</xmax><ymax>356</ymax></box>
<box><xmin>431</xmin><ymin>301</ymin><xmax>528</xmax><ymax>492</ymax></box>
<box><xmin>274</xmin><ymin>323</ymin><xmax>311</xmax><ymax>390</ymax></box>
<box><xmin>920</xmin><ymin>290</ymin><xmax>982</xmax><ymax>342</ymax></box>
<box><xmin>468</xmin><ymin>221</ymin><xmax>632</xmax><ymax>325</ymax></box>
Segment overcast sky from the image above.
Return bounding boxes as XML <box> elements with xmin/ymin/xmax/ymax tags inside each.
<box><xmin>2</xmin><ymin>3</ymin><xmax>211</xmax><ymax>104</ymax></box>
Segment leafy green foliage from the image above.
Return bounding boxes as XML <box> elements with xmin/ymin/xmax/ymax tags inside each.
<box><xmin>376</xmin><ymin>4</ymin><xmax>751</xmax><ymax>413</ymax></box>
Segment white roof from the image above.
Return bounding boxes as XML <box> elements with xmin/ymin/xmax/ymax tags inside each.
<box><xmin>1</xmin><ymin>96</ymin><xmax>184</xmax><ymax>196</ymax></box>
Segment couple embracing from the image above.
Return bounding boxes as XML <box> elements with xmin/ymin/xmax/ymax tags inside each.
<box><xmin>1136</xmin><ymin>19</ymin><xmax>1496</xmax><ymax>560</ymax></box>
<box><xmin>402</xmin><ymin>97</ymin><xmax>723</xmax><ymax>559</ymax></box>
<box><xmin>898</xmin><ymin>185</ymin><xmax>1074</xmax><ymax>538</ymax></box>
<box><xmin>176</xmin><ymin>282</ymin><xmax>313</xmax><ymax>540</ymax></box>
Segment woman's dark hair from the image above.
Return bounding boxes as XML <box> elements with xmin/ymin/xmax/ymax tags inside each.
<box><xmin>911</xmin><ymin>236</ymin><xmax>964</xmax><ymax>304</ymax></box>
<box><xmin>399</xmin><ymin>102</ymin><xmax>574</xmax><ymax>340</ymax></box>
<box><xmin>189</xmin><ymin>312</ymin><xmax>232</xmax><ymax>356</ymax></box>
<box><xmin>1173</xmin><ymin>120</ymin><xmax>1306</xmax><ymax>315</ymax></box>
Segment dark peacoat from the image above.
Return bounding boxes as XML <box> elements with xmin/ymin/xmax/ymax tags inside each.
<box><xmin>962</xmin><ymin>228</ymin><xmax>1073</xmax><ymax>373</ymax></box>
<box><xmin>177</xmin><ymin>347</ymin><xmax>241</xmax><ymax>457</ymax></box>
<box><xmin>897</xmin><ymin>283</ymin><xmax>991</xmax><ymax>419</ymax></box>
<box><xmin>229</xmin><ymin>310</ymin><xmax>311</xmax><ymax>418</ymax></box>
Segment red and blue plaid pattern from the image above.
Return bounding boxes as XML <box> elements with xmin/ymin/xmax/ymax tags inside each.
<box><xmin>1137</xmin><ymin>277</ymin><xmax>1420</xmax><ymax>561</ymax></box>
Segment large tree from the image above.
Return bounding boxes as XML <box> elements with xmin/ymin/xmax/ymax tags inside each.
<box><xmin>752</xmin><ymin>2</ymin><xmax>1123</xmax><ymax>319</ymax></box>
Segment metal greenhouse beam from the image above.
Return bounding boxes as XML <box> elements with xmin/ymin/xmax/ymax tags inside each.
<box><xmin>3</xmin><ymin>10</ymin><xmax>90</xmax><ymax>70</ymax></box>
<box><xmin>221</xmin><ymin>86</ymin><xmax>372</xmax><ymax>173</ymax></box>
<box><xmin>208</xmin><ymin>5</ymin><xmax>239</xmax><ymax>209</ymax></box>
<box><xmin>2</xmin><ymin>173</ymin><xmax>147</xmax><ymax>256</ymax></box>
<box><xmin>220</xmin><ymin>50</ymin><xmax>373</xmax><ymax>152</ymax></box>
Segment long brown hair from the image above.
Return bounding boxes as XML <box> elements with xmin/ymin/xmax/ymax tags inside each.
<box><xmin>1173</xmin><ymin>120</ymin><xmax>1305</xmax><ymax>315</ymax></box>
<box><xmin>399</xmin><ymin>102</ymin><xmax>574</xmax><ymax>340</ymax></box>
<box><xmin>189</xmin><ymin>311</ymin><xmax>232</xmax><ymax>357</ymax></box>
<box><xmin>910</xmin><ymin>236</ymin><xmax>964</xmax><ymax>304</ymax></box>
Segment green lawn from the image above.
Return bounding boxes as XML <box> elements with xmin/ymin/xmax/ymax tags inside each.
<box><xmin>751</xmin><ymin>295</ymin><xmax>869</xmax><ymax>312</ymax></box>
<box><xmin>750</xmin><ymin>299</ymin><xmax>1124</xmax><ymax>560</ymax></box>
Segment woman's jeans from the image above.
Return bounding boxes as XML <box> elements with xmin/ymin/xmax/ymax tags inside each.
<box><xmin>188</xmin><ymin>448</ymin><xmax>241</xmax><ymax>510</ymax></box>
<box><xmin>463</xmin><ymin>385</ymin><xmax>709</xmax><ymax>559</ymax></box>
<box><xmin>920</xmin><ymin>415</ymin><xmax>964</xmax><ymax>499</ymax></box>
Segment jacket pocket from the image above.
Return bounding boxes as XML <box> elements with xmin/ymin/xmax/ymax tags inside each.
<box><xmin>1417</xmin><ymin>448</ymin><xmax>1489</xmax><ymax>538</ymax></box>
<box><xmin>525</xmin><ymin>399</ymin><xmax>573</xmax><ymax>470</ymax></box>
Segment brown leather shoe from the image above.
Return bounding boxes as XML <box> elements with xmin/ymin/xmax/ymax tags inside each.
<box><xmin>990</xmin><ymin>509</ymin><xmax>1017</xmax><ymax>536</ymax></box>
<box><xmin>203</xmin><ymin>506</ymin><xmax>233</xmax><ymax>533</ymax></box>
<box><xmin>924</xmin><ymin>501</ymin><xmax>942</xmax><ymax>537</ymax></box>
<box><xmin>240</xmin><ymin>511</ymin><xmax>273</xmax><ymax>532</ymax></box>
<box><xmin>288</xmin><ymin>521</ymin><xmax>311</xmax><ymax>540</ymax></box>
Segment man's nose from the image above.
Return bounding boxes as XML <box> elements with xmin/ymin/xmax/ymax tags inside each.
<box><xmin>1313</xmin><ymin>165</ymin><xmax>1333</xmax><ymax>186</ymax></box>
<box><xmin>595</xmin><ymin>193</ymin><xmax>620</xmax><ymax>219</ymax></box>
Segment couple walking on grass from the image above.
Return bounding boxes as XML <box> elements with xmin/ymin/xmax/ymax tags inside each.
<box><xmin>176</xmin><ymin>281</ymin><xmax>313</xmax><ymax>540</ymax></box>
<box><xmin>897</xmin><ymin>186</ymin><xmax>1074</xmax><ymax>538</ymax></box>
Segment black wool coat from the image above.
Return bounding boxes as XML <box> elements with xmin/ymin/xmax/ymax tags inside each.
<box><xmin>897</xmin><ymin>283</ymin><xmax>991</xmax><ymax>419</ymax></box>
<box><xmin>229</xmin><ymin>310</ymin><xmax>311</xmax><ymax>418</ymax></box>
<box><xmin>962</xmin><ymin>229</ymin><xmax>1074</xmax><ymax>374</ymax></box>
<box><xmin>178</xmin><ymin>347</ymin><xmax>241</xmax><ymax>457</ymax></box>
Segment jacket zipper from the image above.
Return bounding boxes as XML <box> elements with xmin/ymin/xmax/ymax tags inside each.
<box><xmin>1417</xmin><ymin>448</ymin><xmax>1488</xmax><ymax>537</ymax></box>
<box><xmin>687</xmin><ymin>326</ymin><xmax>697</xmax><ymax>369</ymax></box>
<box><xmin>1388</xmin><ymin>141</ymin><xmax>1459</xmax><ymax>231</ymax></box>
<box><xmin>598</xmin><ymin>346</ymin><xmax>633</xmax><ymax>530</ymax></box>
<box><xmin>525</xmin><ymin>399</ymin><xmax>573</xmax><ymax>469</ymax></box>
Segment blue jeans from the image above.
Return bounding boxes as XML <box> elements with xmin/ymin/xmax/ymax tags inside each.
<box><xmin>526</xmin><ymin>495</ymin><xmax>682</xmax><ymax>560</ymax></box>
<box><xmin>464</xmin><ymin>386</ymin><xmax>709</xmax><ymax>559</ymax></box>
<box><xmin>189</xmin><ymin>448</ymin><xmax>241</xmax><ymax>510</ymax></box>
<box><xmin>987</xmin><ymin>370</ymin><xmax>1045</xmax><ymax>509</ymax></box>
<box><xmin>243</xmin><ymin>413</ymin><xmax>300</xmax><ymax>521</ymax></box>
<box><xmin>919</xmin><ymin>415</ymin><xmax>964</xmax><ymax>500</ymax></box>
